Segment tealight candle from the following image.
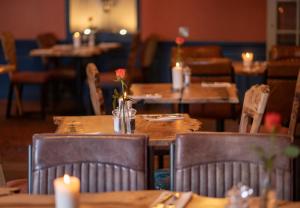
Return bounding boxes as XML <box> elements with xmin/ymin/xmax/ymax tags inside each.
<box><xmin>242</xmin><ymin>52</ymin><xmax>254</xmax><ymax>67</ymax></box>
<box><xmin>54</xmin><ymin>174</ymin><xmax>80</xmax><ymax>208</ymax></box>
<box><xmin>73</xmin><ymin>32</ymin><xmax>81</xmax><ymax>48</ymax></box>
<box><xmin>172</xmin><ymin>62</ymin><xmax>183</xmax><ymax>90</ymax></box>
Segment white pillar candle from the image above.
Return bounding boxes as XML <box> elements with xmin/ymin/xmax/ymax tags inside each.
<box><xmin>242</xmin><ymin>52</ymin><xmax>254</xmax><ymax>67</ymax></box>
<box><xmin>172</xmin><ymin>62</ymin><xmax>183</xmax><ymax>90</ymax></box>
<box><xmin>88</xmin><ymin>33</ymin><xmax>95</xmax><ymax>47</ymax></box>
<box><xmin>73</xmin><ymin>32</ymin><xmax>81</xmax><ymax>48</ymax></box>
<box><xmin>54</xmin><ymin>174</ymin><xmax>80</xmax><ymax>208</ymax></box>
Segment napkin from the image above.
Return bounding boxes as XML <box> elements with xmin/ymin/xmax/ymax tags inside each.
<box><xmin>129</xmin><ymin>93</ymin><xmax>162</xmax><ymax>100</ymax></box>
<box><xmin>143</xmin><ymin>114</ymin><xmax>184</xmax><ymax>122</ymax></box>
<box><xmin>150</xmin><ymin>191</ymin><xmax>192</xmax><ymax>208</ymax></box>
<box><xmin>201</xmin><ymin>82</ymin><xmax>231</xmax><ymax>88</ymax></box>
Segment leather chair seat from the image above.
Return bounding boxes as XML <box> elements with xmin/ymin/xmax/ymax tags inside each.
<box><xmin>10</xmin><ymin>71</ymin><xmax>50</xmax><ymax>84</ymax></box>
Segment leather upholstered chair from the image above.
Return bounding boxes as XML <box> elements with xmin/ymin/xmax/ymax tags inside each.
<box><xmin>86</xmin><ymin>63</ymin><xmax>105</xmax><ymax>115</ymax></box>
<box><xmin>29</xmin><ymin>134</ymin><xmax>148</xmax><ymax>194</ymax></box>
<box><xmin>1</xmin><ymin>32</ymin><xmax>51</xmax><ymax>118</ymax></box>
<box><xmin>170</xmin><ymin>132</ymin><xmax>292</xmax><ymax>200</ymax></box>
<box><xmin>239</xmin><ymin>84</ymin><xmax>270</xmax><ymax>133</ymax></box>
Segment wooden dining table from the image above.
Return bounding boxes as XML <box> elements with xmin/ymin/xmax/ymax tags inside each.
<box><xmin>54</xmin><ymin>114</ymin><xmax>201</xmax><ymax>147</ymax></box>
<box><xmin>30</xmin><ymin>43</ymin><xmax>121</xmax><ymax>109</ymax></box>
<box><xmin>130</xmin><ymin>83</ymin><xmax>239</xmax><ymax>104</ymax></box>
<box><xmin>0</xmin><ymin>190</ymin><xmax>298</xmax><ymax>208</ymax></box>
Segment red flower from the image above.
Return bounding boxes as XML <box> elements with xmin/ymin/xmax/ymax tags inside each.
<box><xmin>264</xmin><ymin>112</ymin><xmax>281</xmax><ymax>132</ymax></box>
<box><xmin>115</xmin><ymin>68</ymin><xmax>126</xmax><ymax>79</ymax></box>
<box><xmin>175</xmin><ymin>37</ymin><xmax>185</xmax><ymax>45</ymax></box>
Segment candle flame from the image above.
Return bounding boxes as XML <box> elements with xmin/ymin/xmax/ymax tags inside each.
<box><xmin>175</xmin><ymin>62</ymin><xmax>180</xmax><ymax>67</ymax></box>
<box><xmin>124</xmin><ymin>91</ymin><xmax>127</xmax><ymax>98</ymax></box>
<box><xmin>73</xmin><ymin>32</ymin><xmax>81</xmax><ymax>38</ymax></box>
<box><xmin>63</xmin><ymin>174</ymin><xmax>71</xmax><ymax>184</ymax></box>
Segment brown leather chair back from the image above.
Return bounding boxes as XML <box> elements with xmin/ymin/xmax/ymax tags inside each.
<box><xmin>31</xmin><ymin>134</ymin><xmax>148</xmax><ymax>194</ymax></box>
<box><xmin>239</xmin><ymin>84</ymin><xmax>270</xmax><ymax>133</ymax></box>
<box><xmin>86</xmin><ymin>63</ymin><xmax>105</xmax><ymax>115</ymax></box>
<box><xmin>269</xmin><ymin>45</ymin><xmax>300</xmax><ymax>61</ymax></box>
<box><xmin>171</xmin><ymin>132</ymin><xmax>292</xmax><ymax>200</ymax></box>
<box><xmin>1</xmin><ymin>32</ymin><xmax>17</xmax><ymax>66</ymax></box>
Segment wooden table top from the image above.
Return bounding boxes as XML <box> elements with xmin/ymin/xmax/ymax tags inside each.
<box><xmin>181</xmin><ymin>83</ymin><xmax>239</xmax><ymax>104</ymax></box>
<box><xmin>130</xmin><ymin>83</ymin><xmax>181</xmax><ymax>104</ymax></box>
<box><xmin>30</xmin><ymin>43</ymin><xmax>121</xmax><ymax>58</ymax></box>
<box><xmin>0</xmin><ymin>64</ymin><xmax>15</xmax><ymax>75</ymax></box>
<box><xmin>0</xmin><ymin>191</ymin><xmax>297</xmax><ymax>208</ymax></box>
<box><xmin>130</xmin><ymin>83</ymin><xmax>239</xmax><ymax>104</ymax></box>
<box><xmin>233</xmin><ymin>62</ymin><xmax>267</xmax><ymax>76</ymax></box>
<box><xmin>54</xmin><ymin>114</ymin><xmax>201</xmax><ymax>147</ymax></box>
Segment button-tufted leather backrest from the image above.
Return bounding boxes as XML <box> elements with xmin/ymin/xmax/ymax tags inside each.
<box><xmin>172</xmin><ymin>132</ymin><xmax>292</xmax><ymax>200</ymax></box>
<box><xmin>31</xmin><ymin>134</ymin><xmax>148</xmax><ymax>194</ymax></box>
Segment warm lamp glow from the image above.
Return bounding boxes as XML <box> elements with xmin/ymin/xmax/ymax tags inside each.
<box><xmin>84</xmin><ymin>28</ymin><xmax>91</xmax><ymax>35</ymax></box>
<box><xmin>64</xmin><ymin>174</ymin><xmax>71</xmax><ymax>184</ymax></box>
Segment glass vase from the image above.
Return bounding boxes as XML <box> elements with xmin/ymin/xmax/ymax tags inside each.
<box><xmin>112</xmin><ymin>100</ymin><xmax>136</xmax><ymax>134</ymax></box>
<box><xmin>260</xmin><ymin>170</ymin><xmax>276</xmax><ymax>208</ymax></box>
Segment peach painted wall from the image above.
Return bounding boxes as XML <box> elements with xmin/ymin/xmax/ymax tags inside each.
<box><xmin>0</xmin><ymin>0</ymin><xmax>66</xmax><ymax>39</ymax></box>
<box><xmin>0</xmin><ymin>0</ymin><xmax>266</xmax><ymax>42</ymax></box>
<box><xmin>141</xmin><ymin>0</ymin><xmax>266</xmax><ymax>42</ymax></box>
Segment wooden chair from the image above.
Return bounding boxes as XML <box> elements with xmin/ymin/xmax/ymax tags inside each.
<box><xmin>36</xmin><ymin>33</ymin><xmax>76</xmax><ymax>80</ymax></box>
<box><xmin>170</xmin><ymin>132</ymin><xmax>292</xmax><ymax>200</ymax></box>
<box><xmin>86</xmin><ymin>63</ymin><xmax>105</xmax><ymax>115</ymax></box>
<box><xmin>29</xmin><ymin>133</ymin><xmax>149</xmax><ymax>194</ymax></box>
<box><xmin>1</xmin><ymin>32</ymin><xmax>50</xmax><ymax>118</ymax></box>
<box><xmin>260</xmin><ymin>70</ymin><xmax>300</xmax><ymax>138</ymax></box>
<box><xmin>239</xmin><ymin>84</ymin><xmax>270</xmax><ymax>133</ymax></box>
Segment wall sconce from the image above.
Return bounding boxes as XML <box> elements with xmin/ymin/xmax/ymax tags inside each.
<box><xmin>101</xmin><ymin>0</ymin><xmax>117</xmax><ymax>13</ymax></box>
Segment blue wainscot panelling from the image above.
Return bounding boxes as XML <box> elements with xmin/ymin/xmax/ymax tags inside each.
<box><xmin>0</xmin><ymin>39</ymin><xmax>265</xmax><ymax>101</ymax></box>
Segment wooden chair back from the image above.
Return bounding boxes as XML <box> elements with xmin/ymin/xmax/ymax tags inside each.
<box><xmin>239</xmin><ymin>84</ymin><xmax>270</xmax><ymax>133</ymax></box>
<box><xmin>86</xmin><ymin>63</ymin><xmax>105</xmax><ymax>115</ymax></box>
<box><xmin>36</xmin><ymin>33</ymin><xmax>58</xmax><ymax>66</ymax></box>
<box><xmin>288</xmin><ymin>70</ymin><xmax>300</xmax><ymax>136</ymax></box>
<box><xmin>171</xmin><ymin>132</ymin><xmax>292</xmax><ymax>200</ymax></box>
<box><xmin>1</xmin><ymin>32</ymin><xmax>17</xmax><ymax>67</ymax></box>
<box><xmin>127</xmin><ymin>33</ymin><xmax>141</xmax><ymax>70</ymax></box>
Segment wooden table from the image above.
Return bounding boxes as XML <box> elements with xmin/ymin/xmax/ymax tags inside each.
<box><xmin>55</xmin><ymin>114</ymin><xmax>201</xmax><ymax>147</ymax></box>
<box><xmin>0</xmin><ymin>191</ymin><xmax>298</xmax><ymax>208</ymax></box>
<box><xmin>30</xmin><ymin>43</ymin><xmax>121</xmax><ymax>58</ymax></box>
<box><xmin>30</xmin><ymin>43</ymin><xmax>121</xmax><ymax>109</ymax></box>
<box><xmin>130</xmin><ymin>83</ymin><xmax>181</xmax><ymax>104</ymax></box>
<box><xmin>130</xmin><ymin>83</ymin><xmax>239</xmax><ymax>104</ymax></box>
<box><xmin>233</xmin><ymin>62</ymin><xmax>267</xmax><ymax>76</ymax></box>
<box><xmin>181</xmin><ymin>83</ymin><xmax>239</xmax><ymax>104</ymax></box>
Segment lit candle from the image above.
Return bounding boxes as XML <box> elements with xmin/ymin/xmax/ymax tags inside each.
<box><xmin>242</xmin><ymin>52</ymin><xmax>254</xmax><ymax>67</ymax></box>
<box><xmin>54</xmin><ymin>174</ymin><xmax>80</xmax><ymax>208</ymax></box>
<box><xmin>172</xmin><ymin>62</ymin><xmax>183</xmax><ymax>90</ymax></box>
<box><xmin>73</xmin><ymin>32</ymin><xmax>81</xmax><ymax>48</ymax></box>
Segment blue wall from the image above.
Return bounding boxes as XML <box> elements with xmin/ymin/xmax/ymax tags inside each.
<box><xmin>0</xmin><ymin>40</ymin><xmax>265</xmax><ymax>100</ymax></box>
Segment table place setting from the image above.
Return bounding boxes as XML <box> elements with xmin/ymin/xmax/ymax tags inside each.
<box><xmin>142</xmin><ymin>114</ymin><xmax>185</xmax><ymax>122</ymax></box>
<box><xmin>129</xmin><ymin>93</ymin><xmax>163</xmax><ymax>100</ymax></box>
<box><xmin>200</xmin><ymin>82</ymin><xmax>231</xmax><ymax>88</ymax></box>
<box><xmin>151</xmin><ymin>191</ymin><xmax>193</xmax><ymax>208</ymax></box>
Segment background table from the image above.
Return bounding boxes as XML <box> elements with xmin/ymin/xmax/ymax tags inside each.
<box><xmin>54</xmin><ymin>114</ymin><xmax>201</xmax><ymax>147</ymax></box>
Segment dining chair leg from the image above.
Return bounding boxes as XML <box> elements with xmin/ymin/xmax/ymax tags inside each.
<box><xmin>40</xmin><ymin>84</ymin><xmax>47</xmax><ymax>119</ymax></box>
<box><xmin>148</xmin><ymin>146</ymin><xmax>155</xmax><ymax>189</ymax></box>
<box><xmin>216</xmin><ymin>119</ymin><xmax>225</xmax><ymax>132</ymax></box>
<box><xmin>5</xmin><ymin>83</ymin><xmax>13</xmax><ymax>118</ymax></box>
<box><xmin>15</xmin><ymin>84</ymin><xmax>23</xmax><ymax>116</ymax></box>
